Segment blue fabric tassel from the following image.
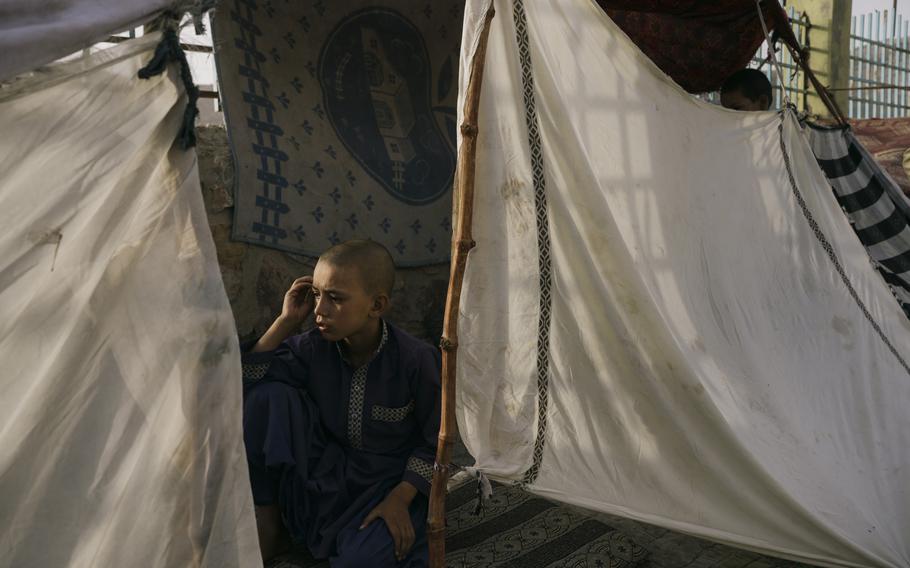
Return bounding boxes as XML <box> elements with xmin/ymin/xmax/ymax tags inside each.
<box><xmin>138</xmin><ymin>27</ymin><xmax>199</xmax><ymax>150</ymax></box>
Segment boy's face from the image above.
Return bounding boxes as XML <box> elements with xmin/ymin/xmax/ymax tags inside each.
<box><xmin>311</xmin><ymin>260</ymin><xmax>382</xmax><ymax>342</ymax></box>
<box><xmin>720</xmin><ymin>89</ymin><xmax>769</xmax><ymax>112</ymax></box>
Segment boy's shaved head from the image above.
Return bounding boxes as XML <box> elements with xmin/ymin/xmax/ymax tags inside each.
<box><xmin>319</xmin><ymin>239</ymin><xmax>396</xmax><ymax>295</ymax></box>
<box><xmin>720</xmin><ymin>68</ymin><xmax>772</xmax><ymax>111</ymax></box>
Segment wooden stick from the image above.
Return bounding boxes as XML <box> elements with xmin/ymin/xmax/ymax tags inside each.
<box><xmin>427</xmin><ymin>6</ymin><xmax>495</xmax><ymax>568</ymax></box>
<box><xmin>783</xmin><ymin>42</ymin><xmax>849</xmax><ymax>125</ymax></box>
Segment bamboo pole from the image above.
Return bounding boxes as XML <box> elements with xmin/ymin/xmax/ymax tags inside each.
<box><xmin>427</xmin><ymin>6</ymin><xmax>495</xmax><ymax>568</ymax></box>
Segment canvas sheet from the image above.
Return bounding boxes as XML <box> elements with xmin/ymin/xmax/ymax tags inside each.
<box><xmin>212</xmin><ymin>0</ymin><xmax>463</xmax><ymax>266</ymax></box>
<box><xmin>455</xmin><ymin>1</ymin><xmax>910</xmax><ymax>566</ymax></box>
<box><xmin>0</xmin><ymin>35</ymin><xmax>260</xmax><ymax>567</ymax></box>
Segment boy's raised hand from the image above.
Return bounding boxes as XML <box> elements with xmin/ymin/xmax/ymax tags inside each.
<box><xmin>280</xmin><ymin>276</ymin><xmax>315</xmax><ymax>325</ymax></box>
<box><xmin>252</xmin><ymin>276</ymin><xmax>314</xmax><ymax>353</ymax></box>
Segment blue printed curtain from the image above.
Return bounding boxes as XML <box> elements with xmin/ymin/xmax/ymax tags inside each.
<box><xmin>213</xmin><ymin>1</ymin><xmax>463</xmax><ymax>265</ymax></box>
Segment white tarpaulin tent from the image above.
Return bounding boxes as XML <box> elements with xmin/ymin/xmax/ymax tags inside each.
<box><xmin>0</xmin><ymin>34</ymin><xmax>259</xmax><ymax>567</ymax></box>
<box><xmin>455</xmin><ymin>1</ymin><xmax>910</xmax><ymax>567</ymax></box>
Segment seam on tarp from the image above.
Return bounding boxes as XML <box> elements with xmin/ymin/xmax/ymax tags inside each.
<box><xmin>511</xmin><ymin>0</ymin><xmax>553</xmax><ymax>486</ymax></box>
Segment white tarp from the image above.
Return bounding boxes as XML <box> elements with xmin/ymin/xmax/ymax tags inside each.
<box><xmin>455</xmin><ymin>1</ymin><xmax>910</xmax><ymax>566</ymax></box>
<box><xmin>0</xmin><ymin>35</ymin><xmax>260</xmax><ymax>567</ymax></box>
<box><xmin>0</xmin><ymin>0</ymin><xmax>173</xmax><ymax>82</ymax></box>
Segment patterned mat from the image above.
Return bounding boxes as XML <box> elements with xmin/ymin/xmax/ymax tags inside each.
<box><xmin>443</xmin><ymin>481</ymin><xmax>647</xmax><ymax>568</ymax></box>
<box><xmin>267</xmin><ymin>479</ymin><xmax>648</xmax><ymax>568</ymax></box>
<box><xmin>261</xmin><ymin>445</ymin><xmax>805</xmax><ymax>568</ymax></box>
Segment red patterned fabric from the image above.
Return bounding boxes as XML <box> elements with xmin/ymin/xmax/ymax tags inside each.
<box><xmin>851</xmin><ymin>118</ymin><xmax>910</xmax><ymax>197</ymax></box>
<box><xmin>596</xmin><ymin>1</ymin><xmax>790</xmax><ymax>93</ymax></box>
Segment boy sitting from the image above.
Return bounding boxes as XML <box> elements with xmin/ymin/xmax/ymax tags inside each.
<box><xmin>720</xmin><ymin>68</ymin><xmax>773</xmax><ymax>111</ymax></box>
<box><xmin>242</xmin><ymin>240</ymin><xmax>440</xmax><ymax>566</ymax></box>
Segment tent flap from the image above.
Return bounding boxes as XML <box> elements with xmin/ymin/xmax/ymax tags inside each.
<box><xmin>0</xmin><ymin>34</ymin><xmax>260</xmax><ymax>567</ymax></box>
<box><xmin>456</xmin><ymin>1</ymin><xmax>910</xmax><ymax>566</ymax></box>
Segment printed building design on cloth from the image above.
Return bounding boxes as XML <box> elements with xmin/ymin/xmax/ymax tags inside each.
<box><xmin>363</xmin><ymin>26</ymin><xmax>418</xmax><ymax>179</ymax></box>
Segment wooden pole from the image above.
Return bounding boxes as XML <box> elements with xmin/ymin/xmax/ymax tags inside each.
<box><xmin>427</xmin><ymin>6</ymin><xmax>495</xmax><ymax>568</ymax></box>
<box><xmin>785</xmin><ymin>41</ymin><xmax>850</xmax><ymax>125</ymax></box>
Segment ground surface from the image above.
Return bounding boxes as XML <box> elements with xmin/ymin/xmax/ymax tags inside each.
<box><xmin>268</xmin><ymin>439</ymin><xmax>812</xmax><ymax>568</ymax></box>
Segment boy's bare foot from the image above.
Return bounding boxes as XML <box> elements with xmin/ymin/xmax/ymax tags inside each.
<box><xmin>255</xmin><ymin>504</ymin><xmax>290</xmax><ymax>562</ymax></box>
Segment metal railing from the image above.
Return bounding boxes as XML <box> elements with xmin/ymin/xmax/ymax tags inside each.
<box><xmin>751</xmin><ymin>6</ymin><xmax>811</xmax><ymax>110</ymax></box>
<box><xmin>848</xmin><ymin>10</ymin><xmax>910</xmax><ymax>119</ymax></box>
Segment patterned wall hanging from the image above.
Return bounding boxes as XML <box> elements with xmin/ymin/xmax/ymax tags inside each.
<box><xmin>213</xmin><ymin>0</ymin><xmax>464</xmax><ymax>265</ymax></box>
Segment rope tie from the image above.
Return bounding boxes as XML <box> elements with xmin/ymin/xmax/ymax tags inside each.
<box><xmin>138</xmin><ymin>27</ymin><xmax>200</xmax><ymax>150</ymax></box>
<box><xmin>755</xmin><ymin>0</ymin><xmax>792</xmax><ymax>109</ymax></box>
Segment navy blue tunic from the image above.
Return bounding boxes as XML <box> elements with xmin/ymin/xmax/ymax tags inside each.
<box><xmin>241</xmin><ymin>320</ymin><xmax>441</xmax><ymax>564</ymax></box>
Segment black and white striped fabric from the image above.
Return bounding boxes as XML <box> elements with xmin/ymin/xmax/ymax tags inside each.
<box><xmin>807</xmin><ymin>123</ymin><xmax>910</xmax><ymax>318</ymax></box>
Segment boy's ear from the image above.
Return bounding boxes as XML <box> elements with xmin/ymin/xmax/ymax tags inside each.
<box><xmin>371</xmin><ymin>293</ymin><xmax>390</xmax><ymax>316</ymax></box>
<box><xmin>760</xmin><ymin>94</ymin><xmax>771</xmax><ymax>111</ymax></box>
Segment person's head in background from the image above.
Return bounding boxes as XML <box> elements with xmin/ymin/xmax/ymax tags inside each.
<box><xmin>720</xmin><ymin>69</ymin><xmax>773</xmax><ymax>111</ymax></box>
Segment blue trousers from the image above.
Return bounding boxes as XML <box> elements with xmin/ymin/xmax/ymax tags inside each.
<box><xmin>331</xmin><ymin>486</ymin><xmax>429</xmax><ymax>568</ymax></box>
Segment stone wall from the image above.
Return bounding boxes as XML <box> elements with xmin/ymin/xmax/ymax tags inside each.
<box><xmin>195</xmin><ymin>126</ymin><xmax>450</xmax><ymax>344</ymax></box>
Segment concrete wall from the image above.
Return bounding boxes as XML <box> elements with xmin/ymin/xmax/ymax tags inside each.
<box><xmin>196</xmin><ymin>126</ymin><xmax>450</xmax><ymax>344</ymax></box>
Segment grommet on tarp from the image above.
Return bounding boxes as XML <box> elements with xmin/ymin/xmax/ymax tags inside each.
<box><xmin>138</xmin><ymin>26</ymin><xmax>199</xmax><ymax>150</ymax></box>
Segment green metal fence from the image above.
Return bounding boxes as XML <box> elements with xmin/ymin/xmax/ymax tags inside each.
<box><xmin>849</xmin><ymin>10</ymin><xmax>910</xmax><ymax>119</ymax></box>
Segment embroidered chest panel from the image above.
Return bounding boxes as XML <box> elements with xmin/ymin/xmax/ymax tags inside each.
<box><xmin>342</xmin><ymin>322</ymin><xmax>389</xmax><ymax>449</ymax></box>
